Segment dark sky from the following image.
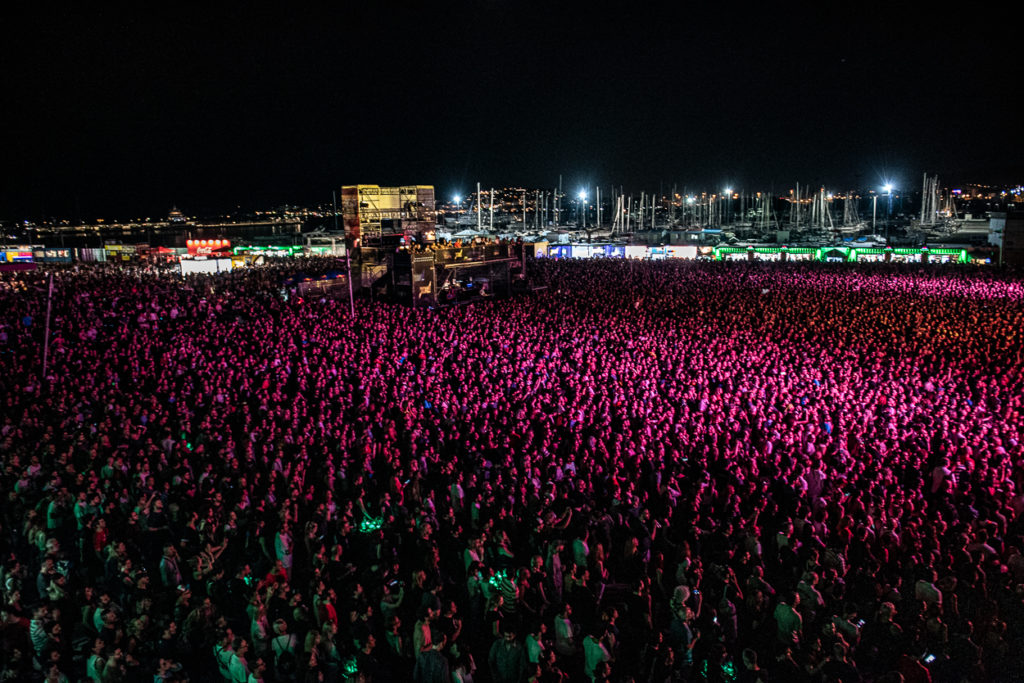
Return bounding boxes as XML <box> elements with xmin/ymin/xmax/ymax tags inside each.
<box><xmin>2</xmin><ymin>3</ymin><xmax>1019</xmax><ymax>220</ymax></box>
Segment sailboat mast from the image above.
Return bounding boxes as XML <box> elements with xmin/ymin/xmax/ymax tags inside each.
<box><xmin>557</xmin><ymin>175</ymin><xmax>562</xmax><ymax>226</ymax></box>
<box><xmin>920</xmin><ymin>173</ymin><xmax>927</xmax><ymax>224</ymax></box>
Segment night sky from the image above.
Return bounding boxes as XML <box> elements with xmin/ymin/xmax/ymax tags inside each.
<box><xmin>2</xmin><ymin>3</ymin><xmax>1019</xmax><ymax>220</ymax></box>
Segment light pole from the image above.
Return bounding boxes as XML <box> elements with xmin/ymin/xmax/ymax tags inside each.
<box><xmin>452</xmin><ymin>195</ymin><xmax>462</xmax><ymax>218</ymax></box>
<box><xmin>578</xmin><ymin>190</ymin><xmax>587</xmax><ymax>230</ymax></box>
<box><xmin>724</xmin><ymin>188</ymin><xmax>733</xmax><ymax>226</ymax></box>
<box><xmin>882</xmin><ymin>184</ymin><xmax>893</xmax><ymax>243</ymax></box>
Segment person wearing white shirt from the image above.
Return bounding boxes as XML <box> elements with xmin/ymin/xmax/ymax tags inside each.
<box><xmin>464</xmin><ymin>536</ymin><xmax>484</xmax><ymax>572</ymax></box>
<box><xmin>246</xmin><ymin>657</ymin><xmax>268</xmax><ymax>683</ymax></box>
<box><xmin>85</xmin><ymin>638</ymin><xmax>105</xmax><ymax>682</ymax></box>
<box><xmin>914</xmin><ymin>569</ymin><xmax>942</xmax><ymax>607</ymax></box>
<box><xmin>228</xmin><ymin>638</ymin><xmax>250</xmax><ymax>683</ymax></box>
<box><xmin>930</xmin><ymin>457</ymin><xmax>954</xmax><ymax>495</ymax></box>
<box><xmin>553</xmin><ymin>603</ymin><xmax>577</xmax><ymax>657</ymax></box>
<box><xmin>213</xmin><ymin>631</ymin><xmax>234</xmax><ymax>681</ymax></box>
<box><xmin>525</xmin><ymin>623</ymin><xmax>546</xmax><ymax>665</ymax></box>
<box><xmin>572</xmin><ymin>530</ymin><xmax>590</xmax><ymax>569</ymax></box>
<box><xmin>583</xmin><ymin>631</ymin><xmax>611</xmax><ymax>682</ymax></box>
<box><xmin>274</xmin><ymin>524</ymin><xmax>293</xmax><ymax>579</ymax></box>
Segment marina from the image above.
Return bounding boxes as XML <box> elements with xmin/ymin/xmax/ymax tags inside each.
<box><xmin>3</xmin><ymin>178</ymin><xmax>1020</xmax><ymax>269</ymax></box>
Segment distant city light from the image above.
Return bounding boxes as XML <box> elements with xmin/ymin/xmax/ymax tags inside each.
<box><xmin>724</xmin><ymin>188</ymin><xmax>733</xmax><ymax>196</ymax></box>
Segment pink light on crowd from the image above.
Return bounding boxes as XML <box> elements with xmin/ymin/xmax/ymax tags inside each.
<box><xmin>1</xmin><ymin>257</ymin><xmax>1022</xmax><ymax>682</ymax></box>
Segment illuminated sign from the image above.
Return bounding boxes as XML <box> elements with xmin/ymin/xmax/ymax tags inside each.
<box><xmin>186</xmin><ymin>239</ymin><xmax>231</xmax><ymax>256</ymax></box>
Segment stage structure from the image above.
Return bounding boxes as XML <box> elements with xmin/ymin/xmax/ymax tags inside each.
<box><xmin>389</xmin><ymin>243</ymin><xmax>525</xmax><ymax>308</ymax></box>
<box><xmin>340</xmin><ymin>185</ymin><xmax>435</xmax><ymax>246</ymax></box>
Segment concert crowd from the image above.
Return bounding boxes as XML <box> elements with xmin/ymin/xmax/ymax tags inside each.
<box><xmin>1</xmin><ymin>257</ymin><xmax>1023</xmax><ymax>683</ymax></box>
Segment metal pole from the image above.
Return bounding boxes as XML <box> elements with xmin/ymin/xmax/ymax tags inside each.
<box><xmin>42</xmin><ymin>272</ymin><xmax>54</xmax><ymax>379</ymax></box>
<box><xmin>920</xmin><ymin>173</ymin><xmax>927</xmax><ymax>224</ymax></box>
<box><xmin>885</xmin><ymin>190</ymin><xmax>891</xmax><ymax>244</ymax></box>
<box><xmin>345</xmin><ymin>246</ymin><xmax>355</xmax><ymax>317</ymax></box>
<box><xmin>335</xmin><ymin>191</ymin><xmax>355</xmax><ymax>317</ymax></box>
<box><xmin>558</xmin><ymin>175</ymin><xmax>562</xmax><ymax>226</ymax></box>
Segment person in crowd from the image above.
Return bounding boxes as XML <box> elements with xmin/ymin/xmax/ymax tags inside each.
<box><xmin>1</xmin><ymin>257</ymin><xmax>1023</xmax><ymax>682</ymax></box>
<box><xmin>489</xmin><ymin>625</ymin><xmax>526</xmax><ymax>683</ymax></box>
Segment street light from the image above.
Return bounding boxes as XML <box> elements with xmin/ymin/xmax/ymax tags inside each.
<box><xmin>872</xmin><ymin>193</ymin><xmax>878</xmax><ymax>233</ymax></box>
<box><xmin>883</xmin><ymin>184</ymin><xmax>894</xmax><ymax>243</ymax></box>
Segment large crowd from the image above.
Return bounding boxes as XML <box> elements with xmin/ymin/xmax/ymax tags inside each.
<box><xmin>1</xmin><ymin>257</ymin><xmax>1023</xmax><ymax>683</ymax></box>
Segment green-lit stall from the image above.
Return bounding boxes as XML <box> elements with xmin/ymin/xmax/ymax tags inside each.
<box><xmin>849</xmin><ymin>246</ymin><xmax>968</xmax><ymax>264</ymax></box>
<box><xmin>714</xmin><ymin>246</ymin><xmax>822</xmax><ymax>262</ymax></box>
<box><xmin>713</xmin><ymin>245</ymin><xmax>967</xmax><ymax>264</ymax></box>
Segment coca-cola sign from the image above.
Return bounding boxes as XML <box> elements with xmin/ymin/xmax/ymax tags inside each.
<box><xmin>186</xmin><ymin>239</ymin><xmax>230</xmax><ymax>256</ymax></box>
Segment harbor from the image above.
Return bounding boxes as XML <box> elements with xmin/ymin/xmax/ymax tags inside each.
<box><xmin>2</xmin><ymin>178</ymin><xmax>1020</xmax><ymax>269</ymax></box>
